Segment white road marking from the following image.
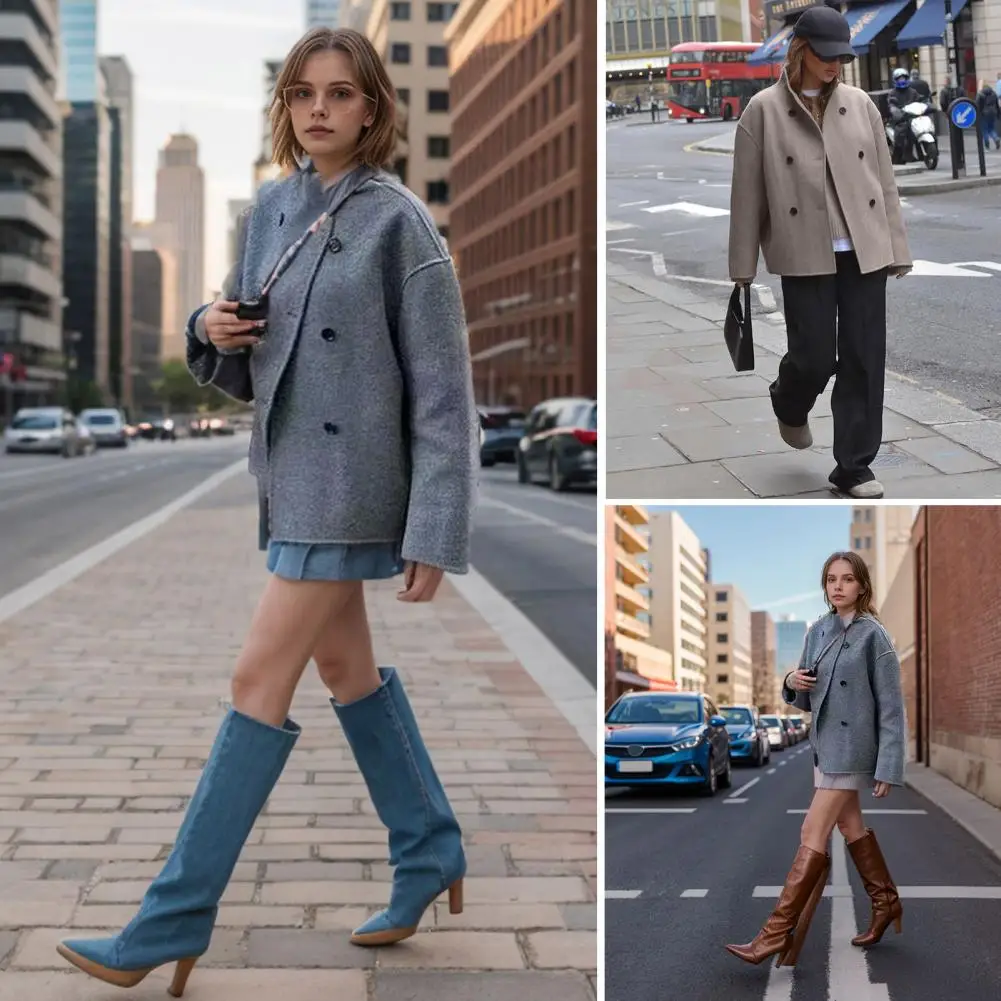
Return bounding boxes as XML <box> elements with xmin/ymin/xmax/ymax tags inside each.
<box><xmin>606</xmin><ymin>889</ymin><xmax>643</xmax><ymax>899</ymax></box>
<box><xmin>618</xmin><ymin>200</ymin><xmax>650</xmax><ymax>207</ymax></box>
<box><xmin>724</xmin><ymin>798</ymin><xmax>748</xmax><ymax>804</ymax></box>
<box><xmin>607</xmin><ymin>247</ymin><xmax>668</xmax><ymax>277</ymax></box>
<box><xmin>606</xmin><ymin>220</ymin><xmax>639</xmax><ymax>231</ymax></box>
<box><xmin>786</xmin><ymin>809</ymin><xmax>927</xmax><ymax>815</ymax></box>
<box><xmin>606</xmin><ymin>238</ymin><xmax>637</xmax><ymax>245</ymax></box>
<box><xmin>681</xmin><ymin>889</ymin><xmax>709</xmax><ymax>898</ymax></box>
<box><xmin>474</xmin><ymin>494</ymin><xmax>596</xmax><ymax>546</ymax></box>
<box><xmin>605</xmin><ymin>807</ymin><xmax>698</xmax><ymax>814</ymax></box>
<box><xmin>767</xmin><ymin>768</ymin><xmax>777</xmax><ymax>774</ymax></box>
<box><xmin>661</xmin><ymin>228</ymin><xmax>698</xmax><ymax>238</ymax></box>
<box><xmin>729</xmin><ymin>777</ymin><xmax>761</xmax><ymax>799</ymax></box>
<box><xmin>778</xmin><ymin>760</ymin><xmax>788</xmax><ymax>766</ymax></box>
<box><xmin>909</xmin><ymin>259</ymin><xmax>993</xmax><ymax>277</ymax></box>
<box><xmin>644</xmin><ymin>201</ymin><xmax>730</xmax><ymax>217</ymax></box>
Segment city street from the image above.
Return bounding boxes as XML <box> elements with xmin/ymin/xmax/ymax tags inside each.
<box><xmin>605</xmin><ymin>744</ymin><xmax>1001</xmax><ymax>1001</ymax></box>
<box><xmin>607</xmin><ymin>119</ymin><xmax>1001</xmax><ymax>415</ymax></box>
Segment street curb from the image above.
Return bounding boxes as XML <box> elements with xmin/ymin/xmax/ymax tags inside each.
<box><xmin>904</xmin><ymin>762</ymin><xmax>1001</xmax><ymax>863</ymax></box>
<box><xmin>449</xmin><ymin>566</ymin><xmax>598</xmax><ymax>757</ymax></box>
<box><xmin>0</xmin><ymin>456</ymin><xmax>248</xmax><ymax>626</ymax></box>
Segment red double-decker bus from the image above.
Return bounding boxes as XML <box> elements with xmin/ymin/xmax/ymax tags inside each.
<box><xmin>666</xmin><ymin>41</ymin><xmax>780</xmax><ymax>123</ymax></box>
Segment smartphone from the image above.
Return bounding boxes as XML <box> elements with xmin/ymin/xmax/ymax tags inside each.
<box><xmin>236</xmin><ymin>296</ymin><xmax>268</xmax><ymax>322</ymax></box>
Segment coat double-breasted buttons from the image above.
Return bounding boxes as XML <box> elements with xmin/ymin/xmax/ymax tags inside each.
<box><xmin>858</xmin><ymin>150</ymin><xmax>865</xmax><ymax>159</ymax></box>
<box><xmin>869</xmin><ymin>198</ymin><xmax>877</xmax><ymax>207</ymax></box>
<box><xmin>839</xmin><ymin>107</ymin><xmax>847</xmax><ymax>115</ymax></box>
<box><xmin>321</xmin><ymin>327</ymin><xmax>337</xmax><ymax>342</ymax></box>
<box><xmin>786</xmin><ymin>155</ymin><xmax>794</xmax><ymax>164</ymax></box>
<box><xmin>328</xmin><ymin>237</ymin><xmax>342</xmax><ymax>253</ymax></box>
<box><xmin>841</xmin><ymin>720</ymin><xmax>848</xmax><ymax>726</ymax></box>
<box><xmin>790</xmin><ymin>207</ymin><xmax>798</xmax><ymax>216</ymax></box>
<box><xmin>840</xmin><ymin>680</ymin><xmax>847</xmax><ymax>687</ymax></box>
<box><xmin>323</xmin><ymin>421</ymin><xmax>339</xmax><ymax>435</ymax></box>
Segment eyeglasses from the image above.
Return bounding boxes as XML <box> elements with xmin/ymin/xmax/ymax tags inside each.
<box><xmin>282</xmin><ymin>84</ymin><xmax>376</xmax><ymax>111</ymax></box>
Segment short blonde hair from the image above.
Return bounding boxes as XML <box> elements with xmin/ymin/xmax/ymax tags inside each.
<box><xmin>270</xmin><ymin>28</ymin><xmax>398</xmax><ymax>170</ymax></box>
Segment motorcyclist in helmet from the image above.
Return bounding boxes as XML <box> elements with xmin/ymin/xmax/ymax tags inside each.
<box><xmin>888</xmin><ymin>67</ymin><xmax>922</xmax><ymax>163</ymax></box>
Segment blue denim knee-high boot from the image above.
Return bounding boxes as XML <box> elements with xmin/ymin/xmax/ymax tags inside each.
<box><xmin>333</xmin><ymin>666</ymin><xmax>465</xmax><ymax>946</ymax></box>
<box><xmin>57</xmin><ymin>709</ymin><xmax>300</xmax><ymax>997</ymax></box>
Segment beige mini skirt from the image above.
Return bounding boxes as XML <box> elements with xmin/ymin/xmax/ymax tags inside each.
<box><xmin>814</xmin><ymin>765</ymin><xmax>875</xmax><ymax>790</ymax></box>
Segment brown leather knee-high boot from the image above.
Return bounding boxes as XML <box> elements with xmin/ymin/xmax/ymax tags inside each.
<box><xmin>847</xmin><ymin>828</ymin><xmax>902</xmax><ymax>946</ymax></box>
<box><xmin>725</xmin><ymin>845</ymin><xmax>830</xmax><ymax>967</ymax></box>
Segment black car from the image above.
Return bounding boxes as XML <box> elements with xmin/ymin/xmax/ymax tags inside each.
<box><xmin>478</xmin><ymin>407</ymin><xmax>526</xmax><ymax>466</ymax></box>
<box><xmin>517</xmin><ymin>397</ymin><xmax>597</xmax><ymax>491</ymax></box>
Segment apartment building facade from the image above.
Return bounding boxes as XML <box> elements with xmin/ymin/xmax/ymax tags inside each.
<box><xmin>750</xmin><ymin>610</ymin><xmax>777</xmax><ymax>713</ymax></box>
<box><xmin>707</xmin><ymin>583</ymin><xmax>753</xmax><ymax>708</ymax></box>
<box><xmin>850</xmin><ymin>505</ymin><xmax>913</xmax><ymax>608</ymax></box>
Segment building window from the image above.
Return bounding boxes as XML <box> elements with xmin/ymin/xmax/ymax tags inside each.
<box><xmin>428</xmin><ymin>45</ymin><xmax>448</xmax><ymax>67</ymax></box>
<box><xmin>391</xmin><ymin>2</ymin><xmax>411</xmax><ymax>18</ymax></box>
<box><xmin>716</xmin><ymin>633</ymin><xmax>728</xmax><ymax>643</ymax></box>
<box><xmin>853</xmin><ymin>537</ymin><xmax>862</xmax><ymax>549</ymax></box>
<box><xmin>715</xmin><ymin>612</ymin><xmax>728</xmax><ymax>622</ymax></box>
<box><xmin>396</xmin><ymin>87</ymin><xmax>410</xmax><ymax>106</ymax></box>
<box><xmin>716</xmin><ymin>674</ymin><xmax>729</xmax><ymax>685</ymax></box>
<box><xmin>427</xmin><ymin>135</ymin><xmax>450</xmax><ymax>158</ymax></box>
<box><xmin>427</xmin><ymin>2</ymin><xmax>459</xmax><ymax>20</ymax></box>
<box><xmin>716</xmin><ymin>654</ymin><xmax>728</xmax><ymax>664</ymax></box>
<box><xmin>715</xmin><ymin>590</ymin><xmax>727</xmax><ymax>602</ymax></box>
<box><xmin>391</xmin><ymin>43</ymin><xmax>411</xmax><ymax>64</ymax></box>
<box><xmin>426</xmin><ymin>180</ymin><xmax>449</xmax><ymax>203</ymax></box>
<box><xmin>428</xmin><ymin>89</ymin><xmax>449</xmax><ymax>112</ymax></box>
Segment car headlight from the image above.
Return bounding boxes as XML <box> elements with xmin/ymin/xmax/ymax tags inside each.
<box><xmin>673</xmin><ymin>735</ymin><xmax>702</xmax><ymax>751</ymax></box>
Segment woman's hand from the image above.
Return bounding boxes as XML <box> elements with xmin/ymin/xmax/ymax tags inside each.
<box><xmin>873</xmin><ymin>781</ymin><xmax>891</xmax><ymax>799</ymax></box>
<box><xmin>787</xmin><ymin>669</ymin><xmax>817</xmax><ymax>693</ymax></box>
<box><xmin>397</xmin><ymin>562</ymin><xmax>444</xmax><ymax>603</ymax></box>
<box><xmin>890</xmin><ymin>265</ymin><xmax>912</xmax><ymax>279</ymax></box>
<box><xmin>204</xmin><ymin>299</ymin><xmax>264</xmax><ymax>350</ymax></box>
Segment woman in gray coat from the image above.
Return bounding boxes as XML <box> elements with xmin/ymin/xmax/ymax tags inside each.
<box><xmin>726</xmin><ymin>550</ymin><xmax>906</xmax><ymax>968</ymax></box>
<box><xmin>728</xmin><ymin>5</ymin><xmax>912</xmax><ymax>500</ymax></box>
<box><xmin>57</xmin><ymin>27</ymin><xmax>476</xmax><ymax>996</ymax></box>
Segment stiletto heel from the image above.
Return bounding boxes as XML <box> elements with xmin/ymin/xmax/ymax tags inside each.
<box><xmin>448</xmin><ymin>878</ymin><xmax>464</xmax><ymax>915</ymax></box>
<box><xmin>847</xmin><ymin>828</ymin><xmax>903</xmax><ymax>947</ymax></box>
<box><xmin>894</xmin><ymin>915</ymin><xmax>902</xmax><ymax>934</ymax></box>
<box><xmin>168</xmin><ymin>957</ymin><xmax>198</xmax><ymax>998</ymax></box>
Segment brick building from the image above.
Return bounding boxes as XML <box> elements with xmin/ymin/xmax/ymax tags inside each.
<box><xmin>910</xmin><ymin>507</ymin><xmax>1001</xmax><ymax>810</ymax></box>
<box><xmin>750</xmin><ymin>610</ymin><xmax>778</xmax><ymax>713</ymax></box>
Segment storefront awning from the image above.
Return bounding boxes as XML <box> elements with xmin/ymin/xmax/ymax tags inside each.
<box><xmin>896</xmin><ymin>0</ymin><xmax>970</xmax><ymax>51</ymax></box>
<box><xmin>846</xmin><ymin>0</ymin><xmax>912</xmax><ymax>56</ymax></box>
<box><xmin>747</xmin><ymin>24</ymin><xmax>794</xmax><ymax>65</ymax></box>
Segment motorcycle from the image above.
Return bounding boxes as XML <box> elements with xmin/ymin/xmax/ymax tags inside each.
<box><xmin>885</xmin><ymin>101</ymin><xmax>939</xmax><ymax>170</ymax></box>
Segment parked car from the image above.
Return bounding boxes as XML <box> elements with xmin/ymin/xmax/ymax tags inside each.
<box><xmin>478</xmin><ymin>407</ymin><xmax>525</xmax><ymax>466</ymax></box>
<box><xmin>3</xmin><ymin>407</ymin><xmax>84</xmax><ymax>457</ymax></box>
<box><xmin>759</xmin><ymin>714</ymin><xmax>788</xmax><ymax>751</ymax></box>
<box><xmin>78</xmin><ymin>407</ymin><xmax>128</xmax><ymax>447</ymax></box>
<box><xmin>605</xmin><ymin>691</ymin><xmax>732</xmax><ymax>796</ymax></box>
<box><xmin>780</xmin><ymin>716</ymin><xmax>800</xmax><ymax>745</ymax></box>
<box><xmin>517</xmin><ymin>397</ymin><xmax>597</xmax><ymax>491</ymax></box>
<box><xmin>719</xmin><ymin>705</ymin><xmax>768</xmax><ymax>767</ymax></box>
<box><xmin>136</xmin><ymin>417</ymin><xmax>176</xmax><ymax>441</ymax></box>
<box><xmin>787</xmin><ymin>715</ymin><xmax>808</xmax><ymax>742</ymax></box>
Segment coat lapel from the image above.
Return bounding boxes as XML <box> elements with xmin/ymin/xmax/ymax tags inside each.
<box><xmin>810</xmin><ymin>615</ymin><xmax>846</xmax><ymax>723</ymax></box>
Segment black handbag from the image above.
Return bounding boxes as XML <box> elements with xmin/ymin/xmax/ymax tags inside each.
<box><xmin>724</xmin><ymin>283</ymin><xmax>754</xmax><ymax>372</ymax></box>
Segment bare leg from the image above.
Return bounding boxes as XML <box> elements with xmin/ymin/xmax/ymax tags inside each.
<box><xmin>231</xmin><ymin>576</ymin><xmax>363</xmax><ymax>726</ymax></box>
<box><xmin>311</xmin><ymin>583</ymin><xmax>381</xmax><ymax>703</ymax></box>
<box><xmin>835</xmin><ymin>792</ymin><xmax>867</xmax><ymax>844</ymax></box>
<box><xmin>801</xmin><ymin>788</ymin><xmax>857</xmax><ymax>853</ymax></box>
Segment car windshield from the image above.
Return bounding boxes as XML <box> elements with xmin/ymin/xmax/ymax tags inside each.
<box><xmin>482</xmin><ymin>411</ymin><xmax>525</xmax><ymax>429</ymax></box>
<box><xmin>720</xmin><ymin>708</ymin><xmax>753</xmax><ymax>725</ymax></box>
<box><xmin>84</xmin><ymin>414</ymin><xmax>117</xmax><ymax>425</ymax></box>
<box><xmin>11</xmin><ymin>414</ymin><xmax>57</xmax><ymax>430</ymax></box>
<box><xmin>607</xmin><ymin>696</ymin><xmax>701</xmax><ymax>725</ymax></box>
<box><xmin>760</xmin><ymin>716</ymin><xmax>780</xmax><ymax>727</ymax></box>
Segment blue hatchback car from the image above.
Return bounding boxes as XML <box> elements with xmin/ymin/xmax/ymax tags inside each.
<box><xmin>605</xmin><ymin>691</ymin><xmax>732</xmax><ymax>796</ymax></box>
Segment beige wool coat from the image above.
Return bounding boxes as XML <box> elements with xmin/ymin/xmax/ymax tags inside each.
<box><xmin>728</xmin><ymin>72</ymin><xmax>912</xmax><ymax>282</ymax></box>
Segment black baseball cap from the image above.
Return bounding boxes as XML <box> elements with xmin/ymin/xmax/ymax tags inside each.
<box><xmin>793</xmin><ymin>4</ymin><xmax>856</xmax><ymax>62</ymax></box>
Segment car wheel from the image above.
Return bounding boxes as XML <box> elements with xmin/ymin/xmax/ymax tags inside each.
<box><xmin>481</xmin><ymin>456</ymin><xmax>495</xmax><ymax>467</ymax></box>
<box><xmin>701</xmin><ymin>754</ymin><xmax>717</xmax><ymax>796</ymax></box>
<box><xmin>549</xmin><ymin>454</ymin><xmax>567</xmax><ymax>492</ymax></box>
<box><xmin>517</xmin><ymin>453</ymin><xmax>530</xmax><ymax>484</ymax></box>
<box><xmin>719</xmin><ymin>753</ymin><xmax>733</xmax><ymax>789</ymax></box>
<box><xmin>753</xmin><ymin>744</ymin><xmax>762</xmax><ymax>767</ymax></box>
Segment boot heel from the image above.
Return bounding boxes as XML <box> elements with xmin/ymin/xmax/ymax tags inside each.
<box><xmin>893</xmin><ymin>915</ymin><xmax>902</xmax><ymax>934</ymax></box>
<box><xmin>448</xmin><ymin>879</ymin><xmax>464</xmax><ymax>915</ymax></box>
<box><xmin>168</xmin><ymin>957</ymin><xmax>198</xmax><ymax>998</ymax></box>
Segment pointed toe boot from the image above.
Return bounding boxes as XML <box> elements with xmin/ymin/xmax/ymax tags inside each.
<box><xmin>333</xmin><ymin>667</ymin><xmax>465</xmax><ymax>947</ymax></box>
<box><xmin>725</xmin><ymin>844</ymin><xmax>830</xmax><ymax>967</ymax></box>
<box><xmin>56</xmin><ymin>710</ymin><xmax>300</xmax><ymax>995</ymax></box>
<box><xmin>847</xmin><ymin>828</ymin><xmax>903</xmax><ymax>947</ymax></box>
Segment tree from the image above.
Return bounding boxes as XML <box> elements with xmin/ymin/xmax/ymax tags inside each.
<box><xmin>151</xmin><ymin>359</ymin><xmax>248</xmax><ymax>415</ymax></box>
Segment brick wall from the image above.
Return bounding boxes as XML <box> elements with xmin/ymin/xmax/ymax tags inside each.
<box><xmin>750</xmin><ymin>610</ymin><xmax>777</xmax><ymax>713</ymax></box>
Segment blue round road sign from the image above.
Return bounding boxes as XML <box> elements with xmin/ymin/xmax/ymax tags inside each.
<box><xmin>949</xmin><ymin>98</ymin><xmax>977</xmax><ymax>129</ymax></box>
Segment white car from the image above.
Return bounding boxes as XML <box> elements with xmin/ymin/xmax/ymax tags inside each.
<box><xmin>3</xmin><ymin>407</ymin><xmax>84</xmax><ymax>457</ymax></box>
<box><xmin>79</xmin><ymin>407</ymin><xmax>128</xmax><ymax>447</ymax></box>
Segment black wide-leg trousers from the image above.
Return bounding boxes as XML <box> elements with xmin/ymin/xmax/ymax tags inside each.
<box><xmin>770</xmin><ymin>251</ymin><xmax>889</xmax><ymax>489</ymax></box>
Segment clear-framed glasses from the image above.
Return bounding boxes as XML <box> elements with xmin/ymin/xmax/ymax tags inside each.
<box><xmin>282</xmin><ymin>84</ymin><xmax>376</xmax><ymax>112</ymax></box>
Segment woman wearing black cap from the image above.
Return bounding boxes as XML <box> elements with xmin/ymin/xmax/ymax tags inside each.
<box><xmin>728</xmin><ymin>4</ymin><xmax>912</xmax><ymax>500</ymax></box>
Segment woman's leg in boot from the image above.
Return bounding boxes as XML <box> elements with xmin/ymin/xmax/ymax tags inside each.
<box><xmin>58</xmin><ymin>577</ymin><xmax>358</xmax><ymax>993</ymax></box>
<box><xmin>842</xmin><ymin>794</ymin><xmax>902</xmax><ymax>947</ymax></box>
<box><xmin>836</xmin><ymin>791</ymin><xmax>866</xmax><ymax>845</ymax></box>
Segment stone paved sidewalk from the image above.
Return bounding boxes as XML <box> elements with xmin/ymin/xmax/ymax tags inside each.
<box><xmin>0</xmin><ymin>474</ymin><xmax>596</xmax><ymax>1000</ymax></box>
<box><xmin>607</xmin><ymin>262</ymin><xmax>1001</xmax><ymax>499</ymax></box>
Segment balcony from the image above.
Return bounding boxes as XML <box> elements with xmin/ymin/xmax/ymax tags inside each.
<box><xmin>0</xmin><ymin>252</ymin><xmax>60</xmax><ymax>299</ymax></box>
<box><xmin>25</xmin><ymin>0</ymin><xmax>57</xmax><ymax>38</ymax></box>
<box><xmin>616</xmin><ymin>504</ymin><xmax>649</xmax><ymax>527</ymax></box>
<box><xmin>0</xmin><ymin>14</ymin><xmax>58</xmax><ymax>82</ymax></box>
<box><xmin>0</xmin><ymin>307</ymin><xmax>60</xmax><ymax>351</ymax></box>
<box><xmin>0</xmin><ymin>67</ymin><xmax>60</xmax><ymax>129</ymax></box>
<box><xmin>0</xmin><ymin>120</ymin><xmax>60</xmax><ymax>177</ymax></box>
<box><xmin>616</xmin><ymin>609</ymin><xmax>650</xmax><ymax>641</ymax></box>
<box><xmin>615</xmin><ymin>578</ymin><xmax>650</xmax><ymax>615</ymax></box>
<box><xmin>615</xmin><ymin>545</ymin><xmax>649</xmax><ymax>585</ymax></box>
<box><xmin>0</xmin><ymin>188</ymin><xmax>59</xmax><ymax>239</ymax></box>
<box><xmin>615</xmin><ymin>513</ymin><xmax>648</xmax><ymax>555</ymax></box>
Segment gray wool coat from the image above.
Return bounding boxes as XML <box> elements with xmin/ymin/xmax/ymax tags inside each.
<box><xmin>185</xmin><ymin>162</ymin><xmax>478</xmax><ymax>574</ymax></box>
<box><xmin>783</xmin><ymin>612</ymin><xmax>907</xmax><ymax>786</ymax></box>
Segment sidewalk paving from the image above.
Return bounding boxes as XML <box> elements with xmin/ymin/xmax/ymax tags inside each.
<box><xmin>692</xmin><ymin>129</ymin><xmax>1001</xmax><ymax>195</ymax></box>
<box><xmin>0</xmin><ymin>473</ymin><xmax>596</xmax><ymax>1000</ymax></box>
<box><xmin>607</xmin><ymin>261</ymin><xmax>1001</xmax><ymax>499</ymax></box>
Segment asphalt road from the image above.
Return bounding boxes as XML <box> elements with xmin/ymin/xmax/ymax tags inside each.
<box><xmin>606</xmin><ymin>118</ymin><xmax>1001</xmax><ymax>415</ymax></box>
<box><xmin>605</xmin><ymin>740</ymin><xmax>1001</xmax><ymax>1001</ymax></box>
<box><xmin>0</xmin><ymin>438</ymin><xmax>597</xmax><ymax>686</ymax></box>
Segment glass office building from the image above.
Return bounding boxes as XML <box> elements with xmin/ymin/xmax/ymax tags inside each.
<box><xmin>60</xmin><ymin>0</ymin><xmax>100</xmax><ymax>102</ymax></box>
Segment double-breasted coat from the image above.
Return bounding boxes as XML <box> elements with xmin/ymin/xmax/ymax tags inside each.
<box><xmin>185</xmin><ymin>163</ymin><xmax>478</xmax><ymax>574</ymax></box>
<box><xmin>783</xmin><ymin>612</ymin><xmax>906</xmax><ymax>786</ymax></box>
<box><xmin>729</xmin><ymin>71</ymin><xmax>912</xmax><ymax>282</ymax></box>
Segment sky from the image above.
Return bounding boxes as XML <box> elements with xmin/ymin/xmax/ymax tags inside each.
<box><xmin>651</xmin><ymin>506</ymin><xmax>916</xmax><ymax>624</ymax></box>
<box><xmin>98</xmin><ymin>0</ymin><xmax>310</xmax><ymax>294</ymax></box>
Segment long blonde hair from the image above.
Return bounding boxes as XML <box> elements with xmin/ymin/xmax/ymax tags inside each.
<box><xmin>785</xmin><ymin>36</ymin><xmax>840</xmax><ymax>124</ymax></box>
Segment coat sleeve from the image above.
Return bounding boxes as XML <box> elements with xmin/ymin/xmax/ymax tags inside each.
<box><xmin>185</xmin><ymin>206</ymin><xmax>254</xmax><ymax>403</ymax></box>
<box><xmin>866</xmin><ymin>98</ymin><xmax>913</xmax><ymax>270</ymax></box>
<box><xmin>395</xmin><ymin>257</ymin><xmax>478</xmax><ymax>575</ymax></box>
<box><xmin>782</xmin><ymin>636</ymin><xmax>813</xmax><ymax>713</ymax></box>
<box><xmin>728</xmin><ymin>113</ymin><xmax>767</xmax><ymax>284</ymax></box>
<box><xmin>870</xmin><ymin>632</ymin><xmax>907</xmax><ymax>786</ymax></box>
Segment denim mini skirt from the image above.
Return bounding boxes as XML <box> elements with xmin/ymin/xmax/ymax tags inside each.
<box><xmin>266</xmin><ymin>541</ymin><xmax>405</xmax><ymax>581</ymax></box>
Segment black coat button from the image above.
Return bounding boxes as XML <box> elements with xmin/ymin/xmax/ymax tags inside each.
<box><xmin>840</xmin><ymin>680</ymin><xmax>847</xmax><ymax>687</ymax></box>
<box><xmin>858</xmin><ymin>150</ymin><xmax>865</xmax><ymax>159</ymax></box>
<box><xmin>786</xmin><ymin>155</ymin><xmax>794</xmax><ymax>164</ymax></box>
<box><xmin>328</xmin><ymin>237</ymin><xmax>342</xmax><ymax>252</ymax></box>
<box><xmin>790</xmin><ymin>207</ymin><xmax>798</xmax><ymax>216</ymax></box>
<box><xmin>788</xmin><ymin>108</ymin><xmax>796</xmax><ymax>117</ymax></box>
<box><xmin>321</xmin><ymin>327</ymin><xmax>336</xmax><ymax>342</ymax></box>
<box><xmin>869</xmin><ymin>198</ymin><xmax>876</xmax><ymax>207</ymax></box>
<box><xmin>323</xmin><ymin>422</ymin><xmax>339</xmax><ymax>434</ymax></box>
<box><xmin>839</xmin><ymin>107</ymin><xmax>847</xmax><ymax>115</ymax></box>
<box><xmin>841</xmin><ymin>720</ymin><xmax>848</xmax><ymax>726</ymax></box>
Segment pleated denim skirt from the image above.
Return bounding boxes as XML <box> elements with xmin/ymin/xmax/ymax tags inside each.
<box><xmin>266</xmin><ymin>541</ymin><xmax>404</xmax><ymax>581</ymax></box>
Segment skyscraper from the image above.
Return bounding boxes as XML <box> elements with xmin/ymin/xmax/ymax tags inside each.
<box><xmin>306</xmin><ymin>0</ymin><xmax>342</xmax><ymax>28</ymax></box>
<box><xmin>60</xmin><ymin>0</ymin><xmax>100</xmax><ymax>102</ymax></box>
<box><xmin>154</xmin><ymin>134</ymin><xmax>205</xmax><ymax>334</ymax></box>
<box><xmin>776</xmin><ymin>616</ymin><xmax>808</xmax><ymax>678</ymax></box>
